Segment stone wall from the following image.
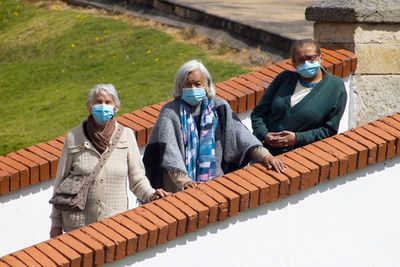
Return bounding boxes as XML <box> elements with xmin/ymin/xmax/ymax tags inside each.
<box><xmin>306</xmin><ymin>0</ymin><xmax>400</xmax><ymax>126</ymax></box>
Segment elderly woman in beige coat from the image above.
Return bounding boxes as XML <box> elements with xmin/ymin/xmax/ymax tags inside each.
<box><xmin>50</xmin><ymin>84</ymin><xmax>169</xmax><ymax>238</ymax></box>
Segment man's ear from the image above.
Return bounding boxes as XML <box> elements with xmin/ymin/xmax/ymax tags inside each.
<box><xmin>86</xmin><ymin>101</ymin><xmax>91</xmax><ymax>113</ymax></box>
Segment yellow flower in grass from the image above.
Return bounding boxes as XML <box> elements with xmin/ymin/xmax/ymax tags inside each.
<box><xmin>155</xmin><ymin>58</ymin><xmax>159</xmax><ymax>62</ymax></box>
<box><xmin>0</xmin><ymin>2</ymin><xmax>3</xmax><ymax>5</ymax></box>
<box><xmin>113</xmin><ymin>56</ymin><xmax>116</xmax><ymax>59</ymax></box>
<box><xmin>16</xmin><ymin>5</ymin><xmax>20</xmax><ymax>9</ymax></box>
<box><xmin>95</xmin><ymin>37</ymin><xmax>99</xmax><ymax>41</ymax></box>
<box><xmin>147</xmin><ymin>50</ymin><xmax>151</xmax><ymax>54</ymax></box>
<box><xmin>4</xmin><ymin>19</ymin><xmax>8</xmax><ymax>23</ymax></box>
<box><xmin>71</xmin><ymin>44</ymin><xmax>75</xmax><ymax>48</ymax></box>
<box><xmin>89</xmin><ymin>55</ymin><xmax>93</xmax><ymax>58</ymax></box>
<box><xmin>179</xmin><ymin>52</ymin><xmax>183</xmax><ymax>56</ymax></box>
<box><xmin>76</xmin><ymin>15</ymin><xmax>80</xmax><ymax>19</ymax></box>
<box><xmin>132</xmin><ymin>61</ymin><xmax>136</xmax><ymax>65</ymax></box>
<box><xmin>103</xmin><ymin>30</ymin><xmax>107</xmax><ymax>34</ymax></box>
<box><xmin>13</xmin><ymin>11</ymin><xmax>18</xmax><ymax>16</ymax></box>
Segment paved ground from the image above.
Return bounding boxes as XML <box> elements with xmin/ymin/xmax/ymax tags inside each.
<box><xmin>167</xmin><ymin>0</ymin><xmax>320</xmax><ymax>41</ymax></box>
<box><xmin>67</xmin><ymin>0</ymin><xmax>321</xmax><ymax>59</ymax></box>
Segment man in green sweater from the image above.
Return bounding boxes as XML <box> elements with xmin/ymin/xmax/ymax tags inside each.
<box><xmin>251</xmin><ymin>39</ymin><xmax>347</xmax><ymax>155</ymax></box>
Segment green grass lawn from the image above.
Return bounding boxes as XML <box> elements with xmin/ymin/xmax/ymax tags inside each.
<box><xmin>0</xmin><ymin>0</ymin><xmax>249</xmax><ymax>155</ymax></box>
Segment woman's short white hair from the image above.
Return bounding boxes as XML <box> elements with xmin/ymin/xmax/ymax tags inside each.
<box><xmin>173</xmin><ymin>60</ymin><xmax>216</xmax><ymax>99</ymax></box>
<box><xmin>87</xmin><ymin>84</ymin><xmax>121</xmax><ymax>110</ymax></box>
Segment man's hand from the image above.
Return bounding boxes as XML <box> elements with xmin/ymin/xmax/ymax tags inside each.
<box><xmin>264</xmin><ymin>131</ymin><xmax>296</xmax><ymax>148</ymax></box>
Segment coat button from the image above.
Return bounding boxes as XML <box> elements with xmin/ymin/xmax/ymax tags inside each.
<box><xmin>100</xmin><ymin>179</ymin><xmax>104</xmax><ymax>183</ymax></box>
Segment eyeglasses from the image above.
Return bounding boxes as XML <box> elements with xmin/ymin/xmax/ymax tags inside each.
<box><xmin>294</xmin><ymin>54</ymin><xmax>320</xmax><ymax>64</ymax></box>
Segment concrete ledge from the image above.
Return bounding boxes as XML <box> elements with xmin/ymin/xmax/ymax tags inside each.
<box><xmin>306</xmin><ymin>0</ymin><xmax>400</xmax><ymax>23</ymax></box>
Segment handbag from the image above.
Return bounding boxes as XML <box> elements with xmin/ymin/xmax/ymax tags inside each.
<box><xmin>49</xmin><ymin>124</ymin><xmax>123</xmax><ymax>212</ymax></box>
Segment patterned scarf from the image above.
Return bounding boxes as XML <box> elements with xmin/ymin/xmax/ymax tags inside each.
<box><xmin>86</xmin><ymin>115</ymin><xmax>116</xmax><ymax>154</ymax></box>
<box><xmin>179</xmin><ymin>98</ymin><xmax>217</xmax><ymax>182</ymax></box>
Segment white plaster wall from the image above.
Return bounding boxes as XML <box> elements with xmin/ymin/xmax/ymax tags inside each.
<box><xmin>0</xmin><ymin>179</ymin><xmax>54</xmax><ymax>256</ymax></box>
<box><xmin>0</xmin><ymin>178</ymin><xmax>140</xmax><ymax>257</ymax></box>
<box><xmin>113</xmin><ymin>155</ymin><xmax>400</xmax><ymax>267</ymax></box>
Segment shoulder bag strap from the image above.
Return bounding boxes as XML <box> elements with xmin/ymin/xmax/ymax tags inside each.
<box><xmin>84</xmin><ymin>123</ymin><xmax>124</xmax><ymax>185</ymax></box>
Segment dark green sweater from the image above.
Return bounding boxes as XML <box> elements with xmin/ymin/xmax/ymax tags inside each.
<box><xmin>251</xmin><ymin>69</ymin><xmax>347</xmax><ymax>155</ymax></box>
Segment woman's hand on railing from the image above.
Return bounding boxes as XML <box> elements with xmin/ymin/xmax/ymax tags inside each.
<box><xmin>150</xmin><ymin>189</ymin><xmax>171</xmax><ymax>201</ymax></box>
<box><xmin>263</xmin><ymin>155</ymin><xmax>286</xmax><ymax>173</ymax></box>
<box><xmin>181</xmin><ymin>181</ymin><xmax>201</xmax><ymax>191</ymax></box>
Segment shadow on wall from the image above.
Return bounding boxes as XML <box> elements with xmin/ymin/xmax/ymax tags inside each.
<box><xmin>0</xmin><ymin>178</ymin><xmax>53</xmax><ymax>205</ymax></box>
<box><xmin>113</xmin><ymin>155</ymin><xmax>399</xmax><ymax>266</ymax></box>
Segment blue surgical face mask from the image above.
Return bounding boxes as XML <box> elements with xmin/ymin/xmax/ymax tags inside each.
<box><xmin>181</xmin><ymin>88</ymin><xmax>206</xmax><ymax>106</ymax></box>
<box><xmin>296</xmin><ymin>61</ymin><xmax>321</xmax><ymax>78</ymax></box>
<box><xmin>91</xmin><ymin>104</ymin><xmax>114</xmax><ymax>124</ymax></box>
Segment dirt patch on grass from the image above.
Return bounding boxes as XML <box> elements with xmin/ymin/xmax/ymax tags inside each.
<box><xmin>29</xmin><ymin>0</ymin><xmax>273</xmax><ymax>70</ymax></box>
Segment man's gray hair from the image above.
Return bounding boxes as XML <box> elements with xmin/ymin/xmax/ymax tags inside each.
<box><xmin>173</xmin><ymin>60</ymin><xmax>216</xmax><ymax>99</ymax></box>
<box><xmin>87</xmin><ymin>84</ymin><xmax>121</xmax><ymax>110</ymax></box>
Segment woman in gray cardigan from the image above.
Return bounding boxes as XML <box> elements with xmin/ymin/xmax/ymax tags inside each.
<box><xmin>50</xmin><ymin>84</ymin><xmax>169</xmax><ymax>238</ymax></box>
<box><xmin>143</xmin><ymin>60</ymin><xmax>285</xmax><ymax>193</ymax></box>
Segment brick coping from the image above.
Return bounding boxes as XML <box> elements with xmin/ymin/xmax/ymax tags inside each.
<box><xmin>2</xmin><ymin>47</ymin><xmax>388</xmax><ymax>266</ymax></box>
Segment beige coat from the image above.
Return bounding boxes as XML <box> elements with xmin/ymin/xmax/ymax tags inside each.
<box><xmin>50</xmin><ymin>121</ymin><xmax>155</xmax><ymax>232</ymax></box>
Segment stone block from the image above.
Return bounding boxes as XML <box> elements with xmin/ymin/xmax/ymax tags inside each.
<box><xmin>306</xmin><ymin>0</ymin><xmax>400</xmax><ymax>23</ymax></box>
<box><xmin>314</xmin><ymin>22</ymin><xmax>400</xmax><ymax>48</ymax></box>
<box><xmin>314</xmin><ymin>22</ymin><xmax>356</xmax><ymax>44</ymax></box>
<box><xmin>354</xmin><ymin>24</ymin><xmax>400</xmax><ymax>44</ymax></box>
<box><xmin>353</xmin><ymin>75</ymin><xmax>400</xmax><ymax>125</ymax></box>
<box><xmin>355</xmin><ymin>44</ymin><xmax>400</xmax><ymax>73</ymax></box>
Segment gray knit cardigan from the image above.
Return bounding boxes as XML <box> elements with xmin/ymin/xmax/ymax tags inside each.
<box><xmin>143</xmin><ymin>97</ymin><xmax>263</xmax><ymax>189</ymax></box>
